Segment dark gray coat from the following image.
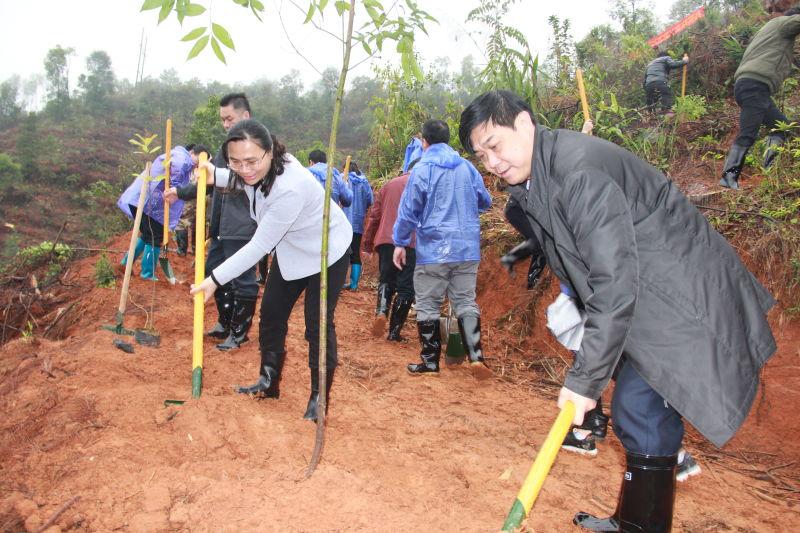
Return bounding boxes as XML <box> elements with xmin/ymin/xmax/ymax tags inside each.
<box><xmin>644</xmin><ymin>55</ymin><xmax>687</xmax><ymax>86</ymax></box>
<box><xmin>509</xmin><ymin>127</ymin><xmax>776</xmax><ymax>447</ymax></box>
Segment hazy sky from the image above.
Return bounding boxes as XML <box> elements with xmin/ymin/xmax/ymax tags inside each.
<box><xmin>0</xmin><ymin>1</ymin><xmax>674</xmax><ymax>96</ymax></box>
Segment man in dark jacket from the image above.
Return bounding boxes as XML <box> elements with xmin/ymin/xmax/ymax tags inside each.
<box><xmin>643</xmin><ymin>51</ymin><xmax>688</xmax><ymax>113</ymax></box>
<box><xmin>460</xmin><ymin>90</ymin><xmax>776</xmax><ymax>532</ymax></box>
<box><xmin>165</xmin><ymin>93</ymin><xmax>259</xmax><ymax>351</ymax></box>
<box><xmin>720</xmin><ymin>7</ymin><xmax>800</xmax><ymax>189</ymax></box>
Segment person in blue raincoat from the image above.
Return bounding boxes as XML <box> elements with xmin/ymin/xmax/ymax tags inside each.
<box><xmin>307</xmin><ymin>150</ymin><xmax>353</xmax><ymax>207</ymax></box>
<box><xmin>392</xmin><ymin>119</ymin><xmax>492</xmax><ymax>376</ymax></box>
<box><xmin>401</xmin><ymin>137</ymin><xmax>423</xmax><ymax>172</ymax></box>
<box><xmin>118</xmin><ymin>146</ymin><xmax>194</xmax><ymax>279</ymax></box>
<box><xmin>340</xmin><ymin>161</ymin><xmax>373</xmax><ymax>290</ymax></box>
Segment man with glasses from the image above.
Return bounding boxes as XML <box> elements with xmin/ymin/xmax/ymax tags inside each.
<box><xmin>166</xmin><ymin>92</ymin><xmax>259</xmax><ymax>351</ymax></box>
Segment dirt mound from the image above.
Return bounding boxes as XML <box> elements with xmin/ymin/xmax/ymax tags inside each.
<box><xmin>1</xmin><ymin>229</ymin><xmax>798</xmax><ymax>531</ymax></box>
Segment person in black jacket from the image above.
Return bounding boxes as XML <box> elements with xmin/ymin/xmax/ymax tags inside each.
<box><xmin>165</xmin><ymin>93</ymin><xmax>259</xmax><ymax>351</ymax></box>
<box><xmin>643</xmin><ymin>51</ymin><xmax>688</xmax><ymax>114</ymax></box>
<box><xmin>460</xmin><ymin>90</ymin><xmax>776</xmax><ymax>532</ymax></box>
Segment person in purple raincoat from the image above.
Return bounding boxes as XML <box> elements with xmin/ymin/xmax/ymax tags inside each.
<box><xmin>117</xmin><ymin>145</ymin><xmax>194</xmax><ymax>279</ymax></box>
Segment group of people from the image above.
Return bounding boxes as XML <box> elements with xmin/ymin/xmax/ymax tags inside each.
<box><xmin>115</xmin><ymin>26</ymin><xmax>783</xmax><ymax>525</ymax></box>
<box><xmin>645</xmin><ymin>6</ymin><xmax>800</xmax><ymax>191</ymax></box>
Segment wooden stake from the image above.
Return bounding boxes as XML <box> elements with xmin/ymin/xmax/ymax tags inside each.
<box><xmin>576</xmin><ymin>69</ymin><xmax>592</xmax><ymax>135</ymax></box>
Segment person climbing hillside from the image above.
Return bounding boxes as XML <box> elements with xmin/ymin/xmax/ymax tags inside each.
<box><xmin>362</xmin><ymin>157</ymin><xmax>419</xmax><ymax>342</ymax></box>
<box><xmin>643</xmin><ymin>51</ymin><xmax>689</xmax><ymax>114</ymax></box>
<box><xmin>164</xmin><ymin>93</ymin><xmax>259</xmax><ymax>352</ymax></box>
<box><xmin>340</xmin><ymin>161</ymin><xmax>373</xmax><ymax>291</ymax></box>
<box><xmin>393</xmin><ymin>119</ymin><xmax>492</xmax><ymax>376</ymax></box>
<box><xmin>307</xmin><ymin>150</ymin><xmax>353</xmax><ymax>207</ymax></box>
<box><xmin>190</xmin><ymin>119</ymin><xmax>352</xmax><ymax>423</ymax></box>
<box><xmin>460</xmin><ymin>89</ymin><xmax>776</xmax><ymax>532</ymax></box>
<box><xmin>720</xmin><ymin>6</ymin><xmax>800</xmax><ymax>189</ymax></box>
<box><xmin>118</xmin><ymin>145</ymin><xmax>194</xmax><ymax>280</ymax></box>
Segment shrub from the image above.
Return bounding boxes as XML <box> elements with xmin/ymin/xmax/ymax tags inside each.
<box><xmin>94</xmin><ymin>253</ymin><xmax>116</xmax><ymax>288</ymax></box>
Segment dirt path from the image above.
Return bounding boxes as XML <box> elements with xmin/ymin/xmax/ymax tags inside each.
<box><xmin>1</xmin><ymin>242</ymin><xmax>798</xmax><ymax>532</ymax></box>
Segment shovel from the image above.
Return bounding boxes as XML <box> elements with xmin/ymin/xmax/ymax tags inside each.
<box><xmin>158</xmin><ymin>118</ymin><xmax>177</xmax><ymax>284</ymax></box>
<box><xmin>103</xmin><ymin>163</ymin><xmax>160</xmax><ymax>347</ymax></box>
<box><xmin>442</xmin><ymin>302</ymin><xmax>466</xmax><ymax>366</ymax></box>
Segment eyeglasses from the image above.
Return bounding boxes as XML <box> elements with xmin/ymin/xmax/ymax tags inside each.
<box><xmin>228</xmin><ymin>150</ymin><xmax>268</xmax><ymax>172</ymax></box>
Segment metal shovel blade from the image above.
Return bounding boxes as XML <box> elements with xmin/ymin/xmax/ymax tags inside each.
<box><xmin>134</xmin><ymin>329</ymin><xmax>161</xmax><ymax>347</ymax></box>
<box><xmin>159</xmin><ymin>256</ymin><xmax>177</xmax><ymax>285</ymax></box>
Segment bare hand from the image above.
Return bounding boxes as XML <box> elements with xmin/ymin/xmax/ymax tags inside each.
<box><xmin>683</xmin><ymin>54</ymin><xmax>689</xmax><ymax>61</ymax></box>
<box><xmin>190</xmin><ymin>277</ymin><xmax>217</xmax><ymax>303</ymax></box>
<box><xmin>581</xmin><ymin>120</ymin><xmax>594</xmax><ymax>136</ymax></box>
<box><xmin>164</xmin><ymin>187</ymin><xmax>179</xmax><ymax>203</ymax></box>
<box><xmin>558</xmin><ymin>386</ymin><xmax>598</xmax><ymax>426</ymax></box>
<box><xmin>202</xmin><ymin>161</ymin><xmax>216</xmax><ymax>185</ymax></box>
<box><xmin>393</xmin><ymin>246</ymin><xmax>406</xmax><ymax>270</ymax></box>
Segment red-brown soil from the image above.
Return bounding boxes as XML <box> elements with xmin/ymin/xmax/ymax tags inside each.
<box><xmin>1</xmin><ymin>223</ymin><xmax>798</xmax><ymax>532</ymax></box>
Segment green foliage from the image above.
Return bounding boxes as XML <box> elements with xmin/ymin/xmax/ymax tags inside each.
<box><xmin>0</xmin><ymin>76</ymin><xmax>22</xmax><ymax>127</ymax></box>
<box><xmin>0</xmin><ymin>153</ymin><xmax>22</xmax><ymax>187</ymax></box>
<box><xmin>94</xmin><ymin>253</ymin><xmax>116</xmax><ymax>288</ymax></box>
<box><xmin>43</xmin><ymin>45</ymin><xmax>75</xmax><ymax>120</ymax></box>
<box><xmin>78</xmin><ymin>51</ymin><xmax>116</xmax><ymax>111</ymax></box>
<box><xmin>672</xmin><ymin>95</ymin><xmax>707</xmax><ymax>121</ymax></box>
<box><xmin>608</xmin><ymin>0</ymin><xmax>658</xmax><ymax>37</ymax></box>
<box><xmin>17</xmin><ymin>241</ymin><xmax>73</xmax><ymax>283</ymax></box>
<box><xmin>185</xmin><ymin>95</ymin><xmax>226</xmax><ymax>152</ymax></box>
<box><xmin>15</xmin><ymin>112</ymin><xmax>39</xmax><ymax>180</ymax></box>
<box><xmin>547</xmin><ymin>15</ymin><xmax>576</xmax><ymax>91</ymax></box>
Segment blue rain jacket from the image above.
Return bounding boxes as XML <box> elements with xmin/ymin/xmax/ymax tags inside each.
<box><xmin>393</xmin><ymin>143</ymin><xmax>491</xmax><ymax>265</ymax></box>
<box><xmin>308</xmin><ymin>162</ymin><xmax>353</xmax><ymax>206</ymax></box>
<box><xmin>402</xmin><ymin>138</ymin><xmax>423</xmax><ymax>172</ymax></box>
<box><xmin>117</xmin><ymin>146</ymin><xmax>194</xmax><ymax>229</ymax></box>
<box><xmin>341</xmin><ymin>171</ymin><xmax>374</xmax><ymax>234</ymax></box>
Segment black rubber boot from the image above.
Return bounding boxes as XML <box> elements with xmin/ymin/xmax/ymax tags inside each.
<box><xmin>236</xmin><ymin>351</ymin><xmax>285</xmax><ymax>398</ymax></box>
<box><xmin>387</xmin><ymin>297</ymin><xmax>412</xmax><ymax>342</ymax></box>
<box><xmin>372</xmin><ymin>283</ymin><xmax>393</xmax><ymax>338</ymax></box>
<box><xmin>303</xmin><ymin>367</ymin><xmax>336</xmax><ymax>422</ymax></box>
<box><xmin>578</xmin><ymin>399</ymin><xmax>610</xmax><ymax>440</ymax></box>
<box><xmin>175</xmin><ymin>229</ymin><xmax>189</xmax><ymax>256</ymax></box>
<box><xmin>407</xmin><ymin>320</ymin><xmax>441</xmax><ymax>375</ymax></box>
<box><xmin>719</xmin><ymin>143</ymin><xmax>749</xmax><ymax>190</ymax></box>
<box><xmin>216</xmin><ymin>297</ymin><xmax>257</xmax><ymax>351</ymax></box>
<box><xmin>574</xmin><ymin>452</ymin><xmax>677</xmax><ymax>532</ymax></box>
<box><xmin>763</xmin><ymin>133</ymin><xmax>784</xmax><ymax>169</ymax></box>
<box><xmin>457</xmin><ymin>315</ymin><xmax>492</xmax><ymax>378</ymax></box>
<box><xmin>207</xmin><ymin>287</ymin><xmax>234</xmax><ymax>339</ymax></box>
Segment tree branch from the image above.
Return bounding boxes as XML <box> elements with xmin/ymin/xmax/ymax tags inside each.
<box><xmin>274</xmin><ymin>0</ymin><xmax>325</xmax><ymax>77</ymax></box>
<box><xmin>286</xmin><ymin>0</ymin><xmax>344</xmax><ymax>43</ymax></box>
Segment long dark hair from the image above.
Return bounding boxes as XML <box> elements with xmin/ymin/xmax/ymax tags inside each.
<box><xmin>222</xmin><ymin>119</ymin><xmax>288</xmax><ymax>196</ymax></box>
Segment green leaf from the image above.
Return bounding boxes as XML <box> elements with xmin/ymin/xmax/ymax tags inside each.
<box><xmin>361</xmin><ymin>40</ymin><xmax>372</xmax><ymax>55</ymax></box>
<box><xmin>158</xmin><ymin>0</ymin><xmax>175</xmax><ymax>23</ymax></box>
<box><xmin>141</xmin><ymin>0</ymin><xmax>163</xmax><ymax>11</ymax></box>
<box><xmin>319</xmin><ymin>0</ymin><xmax>330</xmax><ymax>12</ymax></box>
<box><xmin>335</xmin><ymin>1</ymin><xmax>349</xmax><ymax>16</ymax></box>
<box><xmin>251</xmin><ymin>5</ymin><xmax>263</xmax><ymax>21</ymax></box>
<box><xmin>184</xmin><ymin>3</ymin><xmax>206</xmax><ymax>16</ymax></box>
<box><xmin>187</xmin><ymin>35</ymin><xmax>209</xmax><ymax>60</ymax></box>
<box><xmin>304</xmin><ymin>3</ymin><xmax>315</xmax><ymax>23</ymax></box>
<box><xmin>210</xmin><ymin>37</ymin><xmax>227</xmax><ymax>64</ymax></box>
<box><xmin>181</xmin><ymin>27</ymin><xmax>206</xmax><ymax>41</ymax></box>
<box><xmin>212</xmin><ymin>23</ymin><xmax>235</xmax><ymax>50</ymax></box>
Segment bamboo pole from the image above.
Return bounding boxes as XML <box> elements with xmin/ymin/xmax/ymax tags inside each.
<box><xmin>501</xmin><ymin>401</ymin><xmax>576</xmax><ymax>531</ymax></box>
<box><xmin>342</xmin><ymin>155</ymin><xmax>352</xmax><ymax>181</ymax></box>
<box><xmin>191</xmin><ymin>152</ymin><xmax>208</xmax><ymax>398</ymax></box>
<box><xmin>681</xmin><ymin>59</ymin><xmax>688</xmax><ymax>98</ymax></box>
<box><xmin>116</xmin><ymin>163</ymin><xmax>152</xmax><ymax>328</ymax></box>
<box><xmin>162</xmin><ymin>118</ymin><xmax>172</xmax><ymax>246</ymax></box>
<box><xmin>575</xmin><ymin>69</ymin><xmax>592</xmax><ymax>135</ymax></box>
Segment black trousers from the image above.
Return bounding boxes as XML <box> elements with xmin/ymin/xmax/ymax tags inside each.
<box><xmin>129</xmin><ymin>205</ymin><xmax>164</xmax><ymax>247</ymax></box>
<box><xmin>258</xmin><ymin>253</ymin><xmax>349</xmax><ymax>369</ymax></box>
<box><xmin>349</xmin><ymin>233</ymin><xmax>363</xmax><ymax>265</ymax></box>
<box><xmin>611</xmin><ymin>359</ymin><xmax>684</xmax><ymax>456</ymax></box>
<box><xmin>376</xmin><ymin>243</ymin><xmax>415</xmax><ymax>300</ymax></box>
<box><xmin>645</xmin><ymin>81</ymin><xmax>673</xmax><ymax>113</ymax></box>
<box><xmin>205</xmin><ymin>238</ymin><xmax>259</xmax><ymax>298</ymax></box>
<box><xmin>733</xmin><ymin>77</ymin><xmax>788</xmax><ymax>148</ymax></box>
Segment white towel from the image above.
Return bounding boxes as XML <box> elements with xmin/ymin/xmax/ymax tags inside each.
<box><xmin>546</xmin><ymin>293</ymin><xmax>587</xmax><ymax>351</ymax></box>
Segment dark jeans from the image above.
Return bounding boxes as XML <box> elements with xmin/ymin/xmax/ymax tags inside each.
<box><xmin>258</xmin><ymin>253</ymin><xmax>349</xmax><ymax>370</ymax></box>
<box><xmin>611</xmin><ymin>359</ymin><xmax>684</xmax><ymax>456</ymax></box>
<box><xmin>377</xmin><ymin>243</ymin><xmax>415</xmax><ymax>300</ymax></box>
<box><xmin>205</xmin><ymin>238</ymin><xmax>259</xmax><ymax>298</ymax></box>
<box><xmin>733</xmin><ymin>77</ymin><xmax>788</xmax><ymax>148</ymax></box>
<box><xmin>349</xmin><ymin>233</ymin><xmax>363</xmax><ymax>265</ymax></box>
<box><xmin>129</xmin><ymin>206</ymin><xmax>164</xmax><ymax>247</ymax></box>
<box><xmin>645</xmin><ymin>81</ymin><xmax>674</xmax><ymax>113</ymax></box>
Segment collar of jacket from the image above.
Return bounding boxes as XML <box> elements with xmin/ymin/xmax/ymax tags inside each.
<box><xmin>509</xmin><ymin>125</ymin><xmax>558</xmax><ymax>239</ymax></box>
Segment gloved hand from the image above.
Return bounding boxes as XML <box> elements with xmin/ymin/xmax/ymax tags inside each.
<box><xmin>501</xmin><ymin>239</ymin><xmax>536</xmax><ymax>274</ymax></box>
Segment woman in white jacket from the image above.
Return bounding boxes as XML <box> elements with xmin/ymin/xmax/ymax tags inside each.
<box><xmin>191</xmin><ymin>119</ymin><xmax>352</xmax><ymax>420</ymax></box>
